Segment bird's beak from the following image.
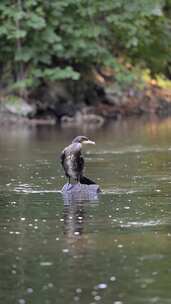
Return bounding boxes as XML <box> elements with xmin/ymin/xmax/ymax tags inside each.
<box><xmin>83</xmin><ymin>140</ymin><xmax>95</xmax><ymax>145</ymax></box>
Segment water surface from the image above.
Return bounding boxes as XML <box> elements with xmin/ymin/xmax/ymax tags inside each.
<box><xmin>0</xmin><ymin>117</ymin><xmax>171</xmax><ymax>304</ymax></box>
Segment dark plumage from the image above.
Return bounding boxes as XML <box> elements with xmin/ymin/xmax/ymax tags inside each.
<box><xmin>60</xmin><ymin>136</ymin><xmax>96</xmax><ymax>185</ymax></box>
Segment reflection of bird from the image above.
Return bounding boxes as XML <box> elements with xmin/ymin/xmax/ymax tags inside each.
<box><xmin>60</xmin><ymin>136</ymin><xmax>96</xmax><ymax>185</ymax></box>
<box><xmin>63</xmin><ymin>202</ymin><xmax>85</xmax><ymax>237</ymax></box>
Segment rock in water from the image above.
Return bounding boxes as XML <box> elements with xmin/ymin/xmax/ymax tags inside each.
<box><xmin>3</xmin><ymin>98</ymin><xmax>36</xmax><ymax>117</ymax></box>
<box><xmin>61</xmin><ymin>183</ymin><xmax>101</xmax><ymax>204</ymax></box>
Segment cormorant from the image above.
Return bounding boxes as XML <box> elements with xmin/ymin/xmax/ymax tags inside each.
<box><xmin>60</xmin><ymin>136</ymin><xmax>96</xmax><ymax>185</ymax></box>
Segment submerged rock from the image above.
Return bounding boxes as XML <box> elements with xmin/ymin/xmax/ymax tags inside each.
<box><xmin>61</xmin><ymin>109</ymin><xmax>105</xmax><ymax>128</ymax></box>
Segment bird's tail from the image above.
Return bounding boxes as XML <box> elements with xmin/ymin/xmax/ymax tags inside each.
<box><xmin>80</xmin><ymin>175</ymin><xmax>96</xmax><ymax>185</ymax></box>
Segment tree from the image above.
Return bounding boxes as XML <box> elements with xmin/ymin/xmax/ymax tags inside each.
<box><xmin>0</xmin><ymin>0</ymin><xmax>170</xmax><ymax>96</ymax></box>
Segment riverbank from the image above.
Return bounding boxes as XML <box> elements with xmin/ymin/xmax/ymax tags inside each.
<box><xmin>1</xmin><ymin>81</ymin><xmax>171</xmax><ymax>127</ymax></box>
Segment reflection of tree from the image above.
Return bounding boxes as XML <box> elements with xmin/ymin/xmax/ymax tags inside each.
<box><xmin>143</xmin><ymin>116</ymin><xmax>171</xmax><ymax>142</ymax></box>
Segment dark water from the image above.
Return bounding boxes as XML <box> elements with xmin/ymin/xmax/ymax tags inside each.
<box><xmin>0</xmin><ymin>118</ymin><xmax>171</xmax><ymax>304</ymax></box>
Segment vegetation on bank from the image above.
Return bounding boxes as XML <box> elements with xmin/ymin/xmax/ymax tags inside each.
<box><xmin>0</xmin><ymin>0</ymin><xmax>171</xmax><ymax>123</ymax></box>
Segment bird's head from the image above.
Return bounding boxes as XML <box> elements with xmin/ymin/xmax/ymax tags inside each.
<box><xmin>72</xmin><ymin>136</ymin><xmax>95</xmax><ymax>145</ymax></box>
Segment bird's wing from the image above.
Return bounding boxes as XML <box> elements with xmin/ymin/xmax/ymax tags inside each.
<box><xmin>60</xmin><ymin>149</ymin><xmax>70</xmax><ymax>177</ymax></box>
<box><xmin>77</xmin><ymin>151</ymin><xmax>84</xmax><ymax>173</ymax></box>
<box><xmin>60</xmin><ymin>149</ymin><xmax>65</xmax><ymax>168</ymax></box>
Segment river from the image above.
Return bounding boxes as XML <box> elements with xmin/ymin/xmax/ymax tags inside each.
<box><xmin>0</xmin><ymin>117</ymin><xmax>171</xmax><ymax>304</ymax></box>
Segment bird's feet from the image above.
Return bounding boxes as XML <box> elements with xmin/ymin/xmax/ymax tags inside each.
<box><xmin>67</xmin><ymin>183</ymin><xmax>74</xmax><ymax>191</ymax></box>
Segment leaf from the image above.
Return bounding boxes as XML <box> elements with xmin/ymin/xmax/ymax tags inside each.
<box><xmin>15</xmin><ymin>30</ymin><xmax>27</xmax><ymax>39</ymax></box>
<box><xmin>43</xmin><ymin>67</ymin><xmax>80</xmax><ymax>80</ymax></box>
<box><xmin>26</xmin><ymin>13</ymin><xmax>46</xmax><ymax>30</ymax></box>
<box><xmin>42</xmin><ymin>28</ymin><xmax>61</xmax><ymax>43</ymax></box>
<box><xmin>15</xmin><ymin>48</ymin><xmax>34</xmax><ymax>62</ymax></box>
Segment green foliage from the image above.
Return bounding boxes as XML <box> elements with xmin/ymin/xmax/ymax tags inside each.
<box><xmin>0</xmin><ymin>0</ymin><xmax>170</xmax><ymax>94</ymax></box>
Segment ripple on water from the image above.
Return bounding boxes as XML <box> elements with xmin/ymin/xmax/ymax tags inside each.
<box><xmin>120</xmin><ymin>219</ymin><xmax>162</xmax><ymax>228</ymax></box>
<box><xmin>93</xmin><ymin>146</ymin><xmax>168</xmax><ymax>155</ymax></box>
<box><xmin>101</xmin><ymin>187</ymin><xmax>146</xmax><ymax>195</ymax></box>
<box><xmin>40</xmin><ymin>262</ymin><xmax>53</xmax><ymax>267</ymax></box>
<box><xmin>13</xmin><ymin>184</ymin><xmax>61</xmax><ymax>194</ymax></box>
